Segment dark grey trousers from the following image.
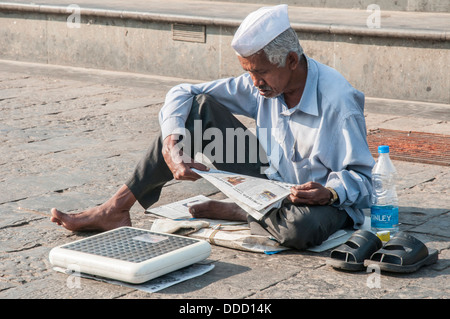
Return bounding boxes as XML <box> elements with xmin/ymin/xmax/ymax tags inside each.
<box><xmin>126</xmin><ymin>94</ymin><xmax>351</xmax><ymax>250</ymax></box>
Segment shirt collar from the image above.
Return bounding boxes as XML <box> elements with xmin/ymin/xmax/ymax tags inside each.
<box><xmin>280</xmin><ymin>55</ymin><xmax>319</xmax><ymax>117</ymax></box>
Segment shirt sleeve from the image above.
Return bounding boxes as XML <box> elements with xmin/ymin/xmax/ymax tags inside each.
<box><xmin>324</xmin><ymin>111</ymin><xmax>375</xmax><ymax>210</ymax></box>
<box><xmin>159</xmin><ymin>73</ymin><xmax>258</xmax><ymax>140</ymax></box>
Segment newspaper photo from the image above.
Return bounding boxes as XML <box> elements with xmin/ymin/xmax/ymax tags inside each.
<box><xmin>192</xmin><ymin>168</ymin><xmax>294</xmax><ymax>220</ymax></box>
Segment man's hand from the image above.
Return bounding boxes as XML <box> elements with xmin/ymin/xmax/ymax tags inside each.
<box><xmin>288</xmin><ymin>181</ymin><xmax>332</xmax><ymax>206</ymax></box>
<box><xmin>162</xmin><ymin>134</ymin><xmax>209</xmax><ymax>181</ymax></box>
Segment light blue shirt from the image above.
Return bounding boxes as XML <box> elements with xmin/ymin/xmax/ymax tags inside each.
<box><xmin>159</xmin><ymin>56</ymin><xmax>375</xmax><ymax>226</ymax></box>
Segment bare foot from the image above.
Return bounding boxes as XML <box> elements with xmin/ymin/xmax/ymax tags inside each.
<box><xmin>189</xmin><ymin>200</ymin><xmax>247</xmax><ymax>221</ymax></box>
<box><xmin>50</xmin><ymin>185</ymin><xmax>135</xmax><ymax>232</ymax></box>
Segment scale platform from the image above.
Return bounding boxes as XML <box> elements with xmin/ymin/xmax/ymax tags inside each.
<box><xmin>49</xmin><ymin>227</ymin><xmax>211</xmax><ymax>284</ymax></box>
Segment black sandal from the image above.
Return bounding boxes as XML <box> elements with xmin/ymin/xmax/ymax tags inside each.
<box><xmin>327</xmin><ymin>230</ymin><xmax>382</xmax><ymax>271</ymax></box>
<box><xmin>364</xmin><ymin>231</ymin><xmax>438</xmax><ymax>273</ymax></box>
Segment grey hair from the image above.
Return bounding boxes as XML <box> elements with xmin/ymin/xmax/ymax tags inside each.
<box><xmin>261</xmin><ymin>27</ymin><xmax>303</xmax><ymax>67</ymax></box>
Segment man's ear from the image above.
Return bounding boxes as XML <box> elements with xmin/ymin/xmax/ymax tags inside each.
<box><xmin>287</xmin><ymin>51</ymin><xmax>299</xmax><ymax>70</ymax></box>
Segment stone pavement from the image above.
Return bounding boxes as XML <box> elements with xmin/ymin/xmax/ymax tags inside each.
<box><xmin>0</xmin><ymin>59</ymin><xmax>449</xmax><ymax>301</ymax></box>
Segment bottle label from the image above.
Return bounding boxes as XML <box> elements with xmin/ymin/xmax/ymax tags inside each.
<box><xmin>371</xmin><ymin>205</ymin><xmax>399</xmax><ymax>229</ymax></box>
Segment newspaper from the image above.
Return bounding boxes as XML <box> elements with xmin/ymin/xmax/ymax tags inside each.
<box><xmin>53</xmin><ymin>263</ymin><xmax>214</xmax><ymax>293</ymax></box>
<box><xmin>192</xmin><ymin>168</ymin><xmax>294</xmax><ymax>220</ymax></box>
<box><xmin>146</xmin><ymin>195</ymin><xmax>210</xmax><ymax>220</ymax></box>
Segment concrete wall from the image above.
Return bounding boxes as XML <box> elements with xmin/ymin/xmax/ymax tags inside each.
<box><xmin>0</xmin><ymin>11</ymin><xmax>448</xmax><ymax>104</ymax></box>
<box><xmin>300</xmin><ymin>33</ymin><xmax>449</xmax><ymax>104</ymax></box>
<box><xmin>202</xmin><ymin>0</ymin><xmax>450</xmax><ymax>12</ymax></box>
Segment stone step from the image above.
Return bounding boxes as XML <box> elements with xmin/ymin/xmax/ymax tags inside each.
<box><xmin>0</xmin><ymin>0</ymin><xmax>449</xmax><ymax>104</ymax></box>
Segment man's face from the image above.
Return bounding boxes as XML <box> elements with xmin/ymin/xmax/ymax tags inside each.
<box><xmin>238</xmin><ymin>52</ymin><xmax>292</xmax><ymax>99</ymax></box>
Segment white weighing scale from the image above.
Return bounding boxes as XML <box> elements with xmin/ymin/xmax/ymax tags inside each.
<box><xmin>49</xmin><ymin>227</ymin><xmax>211</xmax><ymax>284</ymax></box>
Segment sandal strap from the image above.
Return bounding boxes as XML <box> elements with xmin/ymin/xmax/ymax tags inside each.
<box><xmin>331</xmin><ymin>230</ymin><xmax>382</xmax><ymax>263</ymax></box>
<box><xmin>370</xmin><ymin>232</ymin><xmax>429</xmax><ymax>266</ymax></box>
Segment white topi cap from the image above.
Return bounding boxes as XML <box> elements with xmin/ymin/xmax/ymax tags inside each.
<box><xmin>231</xmin><ymin>4</ymin><xmax>291</xmax><ymax>57</ymax></box>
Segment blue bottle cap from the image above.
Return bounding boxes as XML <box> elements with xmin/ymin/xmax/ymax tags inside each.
<box><xmin>378</xmin><ymin>145</ymin><xmax>390</xmax><ymax>153</ymax></box>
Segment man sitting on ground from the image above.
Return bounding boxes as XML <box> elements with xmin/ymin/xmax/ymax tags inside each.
<box><xmin>51</xmin><ymin>5</ymin><xmax>374</xmax><ymax>250</ymax></box>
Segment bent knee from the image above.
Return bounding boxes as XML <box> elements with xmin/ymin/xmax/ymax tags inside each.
<box><xmin>278</xmin><ymin>212</ymin><xmax>322</xmax><ymax>250</ymax></box>
<box><xmin>268</xmin><ymin>205</ymin><xmax>332</xmax><ymax>250</ymax></box>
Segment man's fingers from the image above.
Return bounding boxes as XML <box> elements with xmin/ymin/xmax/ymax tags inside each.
<box><xmin>290</xmin><ymin>187</ymin><xmax>314</xmax><ymax>199</ymax></box>
<box><xmin>171</xmin><ymin>161</ymin><xmax>209</xmax><ymax>181</ymax></box>
<box><xmin>289</xmin><ymin>182</ymin><xmax>323</xmax><ymax>205</ymax></box>
<box><xmin>172</xmin><ymin>165</ymin><xmax>196</xmax><ymax>180</ymax></box>
<box><xmin>288</xmin><ymin>194</ymin><xmax>312</xmax><ymax>205</ymax></box>
<box><xmin>173</xmin><ymin>169</ymin><xmax>198</xmax><ymax>181</ymax></box>
<box><xmin>291</xmin><ymin>181</ymin><xmax>321</xmax><ymax>191</ymax></box>
<box><xmin>289</xmin><ymin>182</ymin><xmax>332</xmax><ymax>206</ymax></box>
<box><xmin>189</xmin><ymin>162</ymin><xmax>209</xmax><ymax>172</ymax></box>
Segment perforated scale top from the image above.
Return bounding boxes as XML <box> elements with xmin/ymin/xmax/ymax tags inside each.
<box><xmin>60</xmin><ymin>227</ymin><xmax>200</xmax><ymax>263</ymax></box>
<box><xmin>50</xmin><ymin>227</ymin><xmax>211</xmax><ymax>283</ymax></box>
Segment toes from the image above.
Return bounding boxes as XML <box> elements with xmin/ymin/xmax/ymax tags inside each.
<box><xmin>189</xmin><ymin>201</ymin><xmax>211</xmax><ymax>217</ymax></box>
<box><xmin>50</xmin><ymin>208</ymin><xmax>62</xmax><ymax>224</ymax></box>
<box><xmin>50</xmin><ymin>217</ymin><xmax>62</xmax><ymax>226</ymax></box>
<box><xmin>51</xmin><ymin>208</ymin><xmax>62</xmax><ymax>218</ymax></box>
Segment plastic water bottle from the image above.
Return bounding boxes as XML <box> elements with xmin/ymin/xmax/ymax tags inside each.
<box><xmin>370</xmin><ymin>145</ymin><xmax>399</xmax><ymax>236</ymax></box>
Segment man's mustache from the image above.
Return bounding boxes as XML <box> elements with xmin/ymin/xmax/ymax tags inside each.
<box><xmin>258</xmin><ymin>85</ymin><xmax>272</xmax><ymax>91</ymax></box>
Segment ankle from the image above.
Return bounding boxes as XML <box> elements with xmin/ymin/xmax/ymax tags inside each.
<box><xmin>110</xmin><ymin>185</ymin><xmax>137</xmax><ymax>211</ymax></box>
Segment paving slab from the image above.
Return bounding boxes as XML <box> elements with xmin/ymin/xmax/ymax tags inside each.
<box><xmin>0</xmin><ymin>60</ymin><xmax>448</xmax><ymax>304</ymax></box>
